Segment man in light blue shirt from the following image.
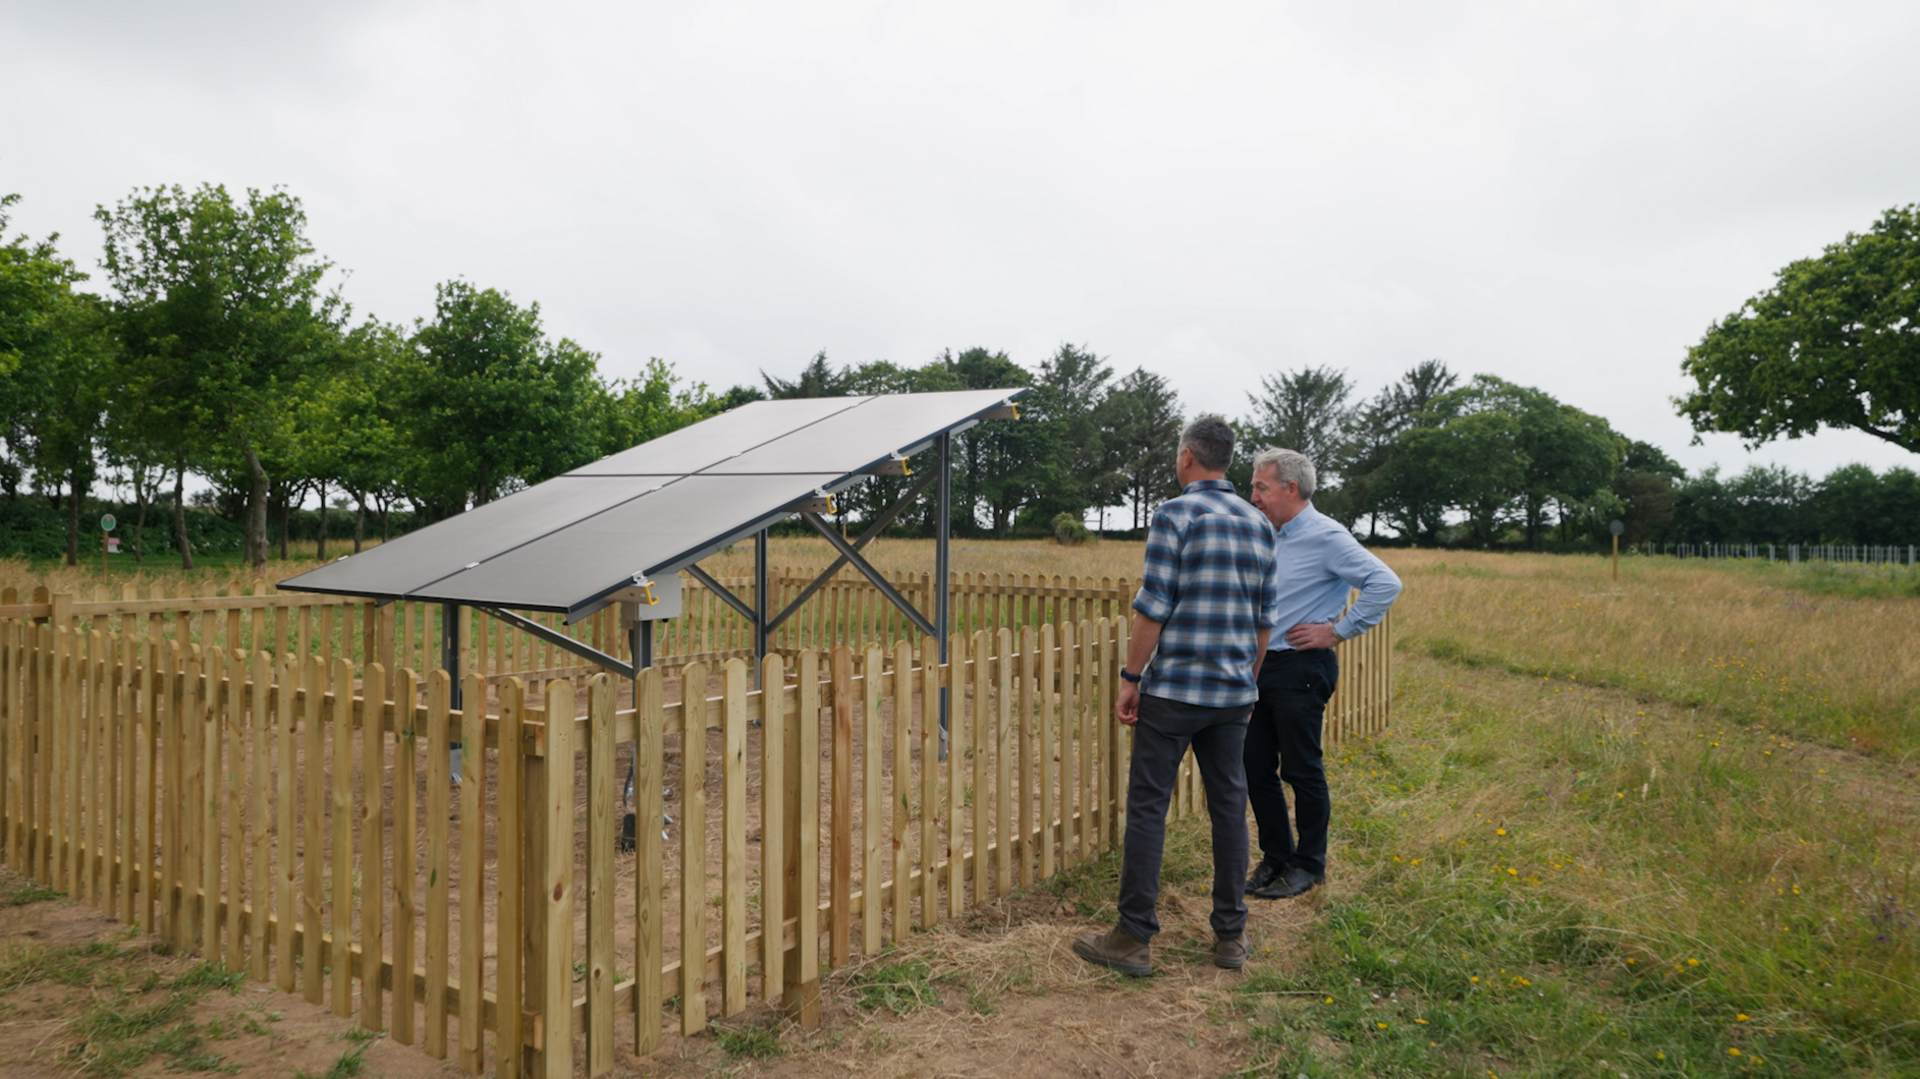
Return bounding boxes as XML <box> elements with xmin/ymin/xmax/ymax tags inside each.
<box><xmin>1243</xmin><ymin>447</ymin><xmax>1402</xmax><ymax>900</ymax></box>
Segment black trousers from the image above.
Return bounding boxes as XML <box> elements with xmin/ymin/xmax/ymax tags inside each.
<box><xmin>1117</xmin><ymin>693</ymin><xmax>1251</xmax><ymax>943</ymax></box>
<box><xmin>1244</xmin><ymin>648</ymin><xmax>1339</xmax><ymax>877</ymax></box>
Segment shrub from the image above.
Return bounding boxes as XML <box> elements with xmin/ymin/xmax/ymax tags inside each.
<box><xmin>1051</xmin><ymin>512</ymin><xmax>1091</xmax><ymax>546</ymax></box>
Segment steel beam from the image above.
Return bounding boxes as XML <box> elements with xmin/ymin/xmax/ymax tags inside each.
<box><xmin>766</xmin><ymin>471</ymin><xmax>936</xmax><ymax>633</ymax></box>
<box><xmin>802</xmin><ymin>512</ymin><xmax>938</xmax><ymax>640</ymax></box>
<box><xmin>473</xmin><ymin>604</ymin><xmax>636</xmax><ymax>680</ymax></box>
<box><xmin>684</xmin><ymin>564</ymin><xmax>758</xmax><ymax>624</ymax></box>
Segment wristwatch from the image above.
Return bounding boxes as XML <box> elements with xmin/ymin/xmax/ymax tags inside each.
<box><xmin>1119</xmin><ymin>666</ymin><xmax>1143</xmax><ymax>684</ymax></box>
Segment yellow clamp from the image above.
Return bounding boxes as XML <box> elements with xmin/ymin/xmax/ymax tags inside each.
<box><xmin>632</xmin><ymin>573</ymin><xmax>659</xmax><ymax>605</ymax></box>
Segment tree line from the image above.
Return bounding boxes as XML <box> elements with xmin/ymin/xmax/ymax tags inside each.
<box><xmin>5</xmin><ymin>186</ymin><xmax>1919</xmax><ymax>567</ymax></box>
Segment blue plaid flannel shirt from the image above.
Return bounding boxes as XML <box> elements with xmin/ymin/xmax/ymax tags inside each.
<box><xmin>1132</xmin><ymin>479</ymin><xmax>1281</xmax><ymax>708</ymax></box>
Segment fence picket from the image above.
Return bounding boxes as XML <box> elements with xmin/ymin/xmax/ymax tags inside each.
<box><xmin>634</xmin><ymin>665</ymin><xmax>664</xmax><ymax>1054</ymax></box>
<box><xmin>918</xmin><ymin>638</ymin><xmax>939</xmax><ymax>931</ymax></box>
<box><xmin>723</xmin><ymin>659</ymin><xmax>748</xmax><ymax>1016</ymax></box>
<box><xmin>361</xmin><ymin>663</ymin><xmax>387</xmax><ymax>1031</ymax></box>
<box><xmin>458</xmin><ymin>671</ymin><xmax>488</xmax><ymax>1073</ymax></box>
<box><xmin>329</xmin><ymin>656</ymin><xmax>355</xmax><ymax>1018</ymax></box>
<box><xmin>588</xmin><ymin>672</ymin><xmax>615</xmax><ymax>1075</ymax></box>
<box><xmin>759</xmin><ymin>654</ymin><xmax>786</xmax><ymax>1005</ymax></box>
<box><xmin>275</xmin><ymin>653</ymin><xmax>297</xmax><ymax>994</ymax></box>
<box><xmin>862</xmin><ymin>644</ymin><xmax>884</xmax><ymax>956</ymax></box>
<box><xmin>302</xmin><ymin>657</ymin><xmax>325</xmax><ymax>1005</ymax></box>
<box><xmin>497</xmin><ymin>677</ymin><xmax>525</xmax><ymax>1079</ymax></box>
<box><xmin>890</xmin><ymin>640</ymin><xmax>911</xmax><ymax>943</ymax></box>
<box><xmin>539</xmin><ymin>679</ymin><xmax>574</xmax><ymax>1079</ymax></box>
<box><xmin>829</xmin><ymin>647</ymin><xmax>852</xmax><ymax>967</ymax></box>
<box><xmin>393</xmin><ymin>667</ymin><xmax>419</xmax><ymax>1046</ymax></box>
<box><xmin>679</xmin><ymin>661</ymin><xmax>708</xmax><ymax>1035</ymax></box>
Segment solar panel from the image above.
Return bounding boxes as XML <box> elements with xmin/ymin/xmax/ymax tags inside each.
<box><xmin>278</xmin><ymin>387</ymin><xmax>1023</xmax><ymax>617</ymax></box>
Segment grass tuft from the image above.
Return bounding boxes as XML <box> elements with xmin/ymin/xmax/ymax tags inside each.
<box><xmin>712</xmin><ymin>1021</ymin><xmax>783</xmax><ymax>1060</ymax></box>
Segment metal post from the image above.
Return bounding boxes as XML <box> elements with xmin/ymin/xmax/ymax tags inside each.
<box><xmin>442</xmin><ymin>603</ymin><xmax>464</xmax><ymax>782</ymax></box>
<box><xmin>754</xmin><ymin>529</ymin><xmax>769</xmax><ymax>687</ymax></box>
<box><xmin>935</xmin><ymin>431</ymin><xmax>951</xmax><ymax>757</ymax></box>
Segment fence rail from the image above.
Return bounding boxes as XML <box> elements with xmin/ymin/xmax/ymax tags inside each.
<box><xmin>0</xmin><ymin>581</ymin><xmax>1394</xmax><ymax>1077</ymax></box>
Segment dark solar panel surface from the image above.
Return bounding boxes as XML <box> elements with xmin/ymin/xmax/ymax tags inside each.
<box><xmin>278</xmin><ymin>388</ymin><xmax>1020</xmax><ymax>613</ymax></box>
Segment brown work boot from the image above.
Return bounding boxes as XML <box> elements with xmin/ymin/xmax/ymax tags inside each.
<box><xmin>1071</xmin><ymin>926</ymin><xmax>1152</xmax><ymax>977</ymax></box>
<box><xmin>1213</xmin><ymin>933</ymin><xmax>1249</xmax><ymax>970</ymax></box>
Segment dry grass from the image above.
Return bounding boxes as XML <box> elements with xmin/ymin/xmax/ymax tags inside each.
<box><xmin>1385</xmin><ymin>548</ymin><xmax>1920</xmax><ymax>759</ymax></box>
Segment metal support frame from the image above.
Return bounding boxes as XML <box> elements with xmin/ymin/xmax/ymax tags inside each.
<box><xmin>753</xmin><ymin>530</ymin><xmax>769</xmax><ymax>676</ymax></box>
<box><xmin>441</xmin><ymin>603</ymin><xmax>464</xmax><ymax>709</ymax></box>
<box><xmin>473</xmin><ymin>603</ymin><xmax>636</xmax><ymax>680</ymax></box>
<box><xmin>442</xmin><ymin>602</ymin><xmax>465</xmax><ymax>782</ymax></box>
<box><xmin>765</xmin><ymin>471</ymin><xmax>936</xmax><ymax>632</ymax></box>
<box><xmin>801</xmin><ymin>513</ymin><xmax>938</xmax><ymax>640</ymax></box>
<box><xmin>685</xmin><ymin>564</ymin><xmax>757</xmax><ymax>623</ymax></box>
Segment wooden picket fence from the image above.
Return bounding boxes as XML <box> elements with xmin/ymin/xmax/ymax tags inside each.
<box><xmin>0</xmin><ymin>599</ymin><xmax>1393</xmax><ymax>1076</ymax></box>
<box><xmin>0</xmin><ymin>569</ymin><xmax>1136</xmax><ymax>691</ymax></box>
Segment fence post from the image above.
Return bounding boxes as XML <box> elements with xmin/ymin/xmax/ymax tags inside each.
<box><xmin>828</xmin><ymin>647</ymin><xmax>852</xmax><ymax>968</ymax></box>
<box><xmin>587</xmin><ymin>673</ymin><xmax>615</xmax><ymax>1076</ymax></box>
<box><xmin>532</xmin><ymin>679</ymin><xmax>574</xmax><ymax>1079</ymax></box>
<box><xmin>785</xmin><ymin>650</ymin><xmax>821</xmax><ymax>1027</ymax></box>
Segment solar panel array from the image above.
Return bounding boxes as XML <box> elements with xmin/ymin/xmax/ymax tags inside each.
<box><xmin>278</xmin><ymin>388</ymin><xmax>1022</xmax><ymax>618</ymax></box>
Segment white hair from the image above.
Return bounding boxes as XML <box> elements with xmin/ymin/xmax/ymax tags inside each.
<box><xmin>1251</xmin><ymin>447</ymin><xmax>1316</xmax><ymax>499</ymax></box>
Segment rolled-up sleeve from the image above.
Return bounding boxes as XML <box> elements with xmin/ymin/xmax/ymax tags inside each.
<box><xmin>1132</xmin><ymin>507</ymin><xmax>1181</xmax><ymax>624</ymax></box>
<box><xmin>1328</xmin><ymin>535</ymin><xmax>1402</xmax><ymax>639</ymax></box>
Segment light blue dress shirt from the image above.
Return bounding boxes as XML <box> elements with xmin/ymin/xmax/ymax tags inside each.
<box><xmin>1268</xmin><ymin>502</ymin><xmax>1402</xmax><ymax>648</ymax></box>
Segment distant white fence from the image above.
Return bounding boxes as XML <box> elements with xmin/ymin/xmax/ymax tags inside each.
<box><xmin>1648</xmin><ymin>543</ymin><xmax>1917</xmax><ymax>566</ymax></box>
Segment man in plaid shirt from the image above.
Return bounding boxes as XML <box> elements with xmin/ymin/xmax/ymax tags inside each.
<box><xmin>1072</xmin><ymin>415</ymin><xmax>1279</xmax><ymax>977</ymax></box>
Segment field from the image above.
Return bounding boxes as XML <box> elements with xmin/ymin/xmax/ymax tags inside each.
<box><xmin>4</xmin><ymin>544</ymin><xmax>1916</xmax><ymax>1076</ymax></box>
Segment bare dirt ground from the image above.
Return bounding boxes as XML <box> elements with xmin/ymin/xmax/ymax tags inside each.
<box><xmin>600</xmin><ymin>833</ymin><xmax>1319</xmax><ymax>1079</ymax></box>
<box><xmin>0</xmin><ymin>867</ymin><xmax>457</xmax><ymax>1079</ymax></box>
<box><xmin>1</xmin><ymin>822</ymin><xmax>1318</xmax><ymax>1079</ymax></box>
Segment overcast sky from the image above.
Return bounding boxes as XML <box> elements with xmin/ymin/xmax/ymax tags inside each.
<box><xmin>6</xmin><ymin>0</ymin><xmax>1918</xmax><ymax>483</ymax></box>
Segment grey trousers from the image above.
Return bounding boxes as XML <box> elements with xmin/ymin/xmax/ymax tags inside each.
<box><xmin>1116</xmin><ymin>693</ymin><xmax>1252</xmax><ymax>943</ymax></box>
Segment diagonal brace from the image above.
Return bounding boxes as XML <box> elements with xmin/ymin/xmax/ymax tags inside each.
<box><xmin>685</xmin><ymin>564</ymin><xmax>757</xmax><ymax>624</ymax></box>
<box><xmin>474</xmin><ymin>604</ymin><xmax>636</xmax><ymax>680</ymax></box>
<box><xmin>768</xmin><ymin>471</ymin><xmax>936</xmax><ymax>633</ymax></box>
<box><xmin>802</xmin><ymin>511</ymin><xmax>940</xmax><ymax>640</ymax></box>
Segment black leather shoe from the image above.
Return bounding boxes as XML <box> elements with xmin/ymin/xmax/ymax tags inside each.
<box><xmin>1251</xmin><ymin>865</ymin><xmax>1323</xmax><ymax>900</ymax></box>
<box><xmin>1245</xmin><ymin>859</ymin><xmax>1286</xmax><ymax>895</ymax></box>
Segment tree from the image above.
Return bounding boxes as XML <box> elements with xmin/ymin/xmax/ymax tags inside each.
<box><xmin>1377</xmin><ymin>408</ymin><xmax>1524</xmax><ymax>546</ymax></box>
<box><xmin>1023</xmin><ymin>343</ymin><xmax>1116</xmax><ymax>524</ymax></box>
<box><xmin>1610</xmin><ymin>440</ymin><xmax>1684</xmax><ymax>545</ymax></box>
<box><xmin>1436</xmin><ymin>376</ymin><xmax>1617</xmax><ymax>549</ymax></box>
<box><xmin>938</xmin><ymin>348</ymin><xmax>1040</xmax><ymax>536</ymax></box>
<box><xmin>1</xmin><ymin>196</ymin><xmax>116</xmax><ymax>564</ymax></box>
<box><xmin>1346</xmin><ymin>360</ymin><xmax>1459</xmax><ymax>539</ymax></box>
<box><xmin>96</xmin><ymin>184</ymin><xmax>345</xmax><ymax>570</ymax></box>
<box><xmin>1102</xmin><ymin>368</ymin><xmax>1183</xmax><ymax>532</ymax></box>
<box><xmin>1242</xmin><ymin>365</ymin><xmax>1358</xmax><ymax>480</ymax></box>
<box><xmin>589</xmin><ymin>358</ymin><xmax>723</xmax><ymax>454</ymax></box>
<box><xmin>1679</xmin><ymin>203</ymin><xmax>1920</xmax><ymax>456</ymax></box>
<box><xmin>405</xmin><ymin>280</ymin><xmax>602</xmax><ymax>516</ymax></box>
<box><xmin>762</xmin><ymin>351</ymin><xmax>850</xmax><ymax>398</ymax></box>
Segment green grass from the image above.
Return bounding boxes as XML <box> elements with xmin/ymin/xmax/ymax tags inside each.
<box><xmin>1683</xmin><ymin>555</ymin><xmax>1920</xmax><ymax>600</ymax></box>
<box><xmin>1</xmin><ymin>881</ymin><xmax>66</xmax><ymax>906</ymax></box>
<box><xmin>0</xmin><ymin>944</ymin><xmax>250</xmax><ymax>1075</ymax></box>
<box><xmin>712</xmin><ymin>1020</ymin><xmax>784</xmax><ymax>1060</ymax></box>
<box><xmin>848</xmin><ymin>958</ymin><xmax>939</xmax><ymax>1015</ymax></box>
<box><xmin>1223</xmin><ymin>651</ymin><xmax>1920</xmax><ymax>1076</ymax></box>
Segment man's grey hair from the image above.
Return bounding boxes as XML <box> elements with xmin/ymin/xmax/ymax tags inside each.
<box><xmin>1251</xmin><ymin>446</ymin><xmax>1317</xmax><ymax>499</ymax></box>
<box><xmin>1179</xmin><ymin>415</ymin><xmax>1236</xmax><ymax>472</ymax></box>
